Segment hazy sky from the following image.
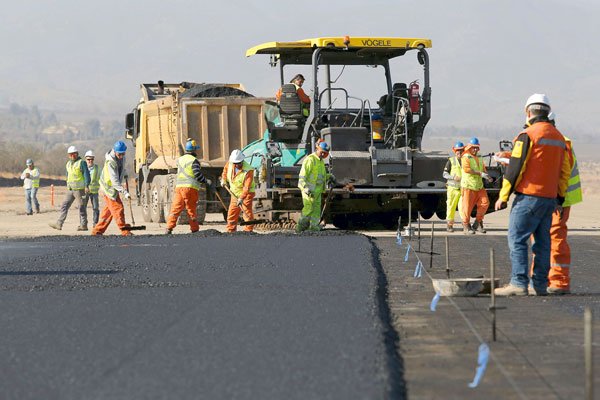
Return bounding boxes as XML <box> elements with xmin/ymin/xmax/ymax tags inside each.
<box><xmin>1</xmin><ymin>0</ymin><xmax>599</xmax><ymax>135</ymax></box>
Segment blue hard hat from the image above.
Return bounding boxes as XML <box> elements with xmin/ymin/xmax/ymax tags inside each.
<box><xmin>26</xmin><ymin>159</ymin><xmax>33</xmax><ymax>165</ymax></box>
<box><xmin>453</xmin><ymin>141</ymin><xmax>465</xmax><ymax>150</ymax></box>
<box><xmin>318</xmin><ymin>141</ymin><xmax>330</xmax><ymax>152</ymax></box>
<box><xmin>469</xmin><ymin>137</ymin><xmax>480</xmax><ymax>146</ymax></box>
<box><xmin>113</xmin><ymin>140</ymin><xmax>127</xmax><ymax>153</ymax></box>
<box><xmin>185</xmin><ymin>139</ymin><xmax>199</xmax><ymax>152</ymax></box>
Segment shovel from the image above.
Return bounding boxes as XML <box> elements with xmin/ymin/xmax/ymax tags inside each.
<box><xmin>123</xmin><ymin>180</ymin><xmax>146</xmax><ymax>230</ymax></box>
<box><xmin>221</xmin><ymin>185</ymin><xmax>268</xmax><ymax>226</ymax></box>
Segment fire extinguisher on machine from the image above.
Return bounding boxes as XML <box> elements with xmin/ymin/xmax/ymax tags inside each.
<box><xmin>409</xmin><ymin>80</ymin><xmax>420</xmax><ymax>113</ymax></box>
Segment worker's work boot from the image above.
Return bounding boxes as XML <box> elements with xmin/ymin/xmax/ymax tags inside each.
<box><xmin>48</xmin><ymin>222</ymin><xmax>62</xmax><ymax>231</ymax></box>
<box><xmin>462</xmin><ymin>223</ymin><xmax>475</xmax><ymax>235</ymax></box>
<box><xmin>494</xmin><ymin>284</ymin><xmax>527</xmax><ymax>296</ymax></box>
<box><xmin>473</xmin><ymin>220</ymin><xmax>486</xmax><ymax>233</ymax></box>
<box><xmin>77</xmin><ymin>225</ymin><xmax>88</xmax><ymax>231</ymax></box>
<box><xmin>547</xmin><ymin>287</ymin><xmax>571</xmax><ymax>295</ymax></box>
<box><xmin>165</xmin><ymin>228</ymin><xmax>172</xmax><ymax>235</ymax></box>
<box><xmin>446</xmin><ymin>223</ymin><xmax>454</xmax><ymax>233</ymax></box>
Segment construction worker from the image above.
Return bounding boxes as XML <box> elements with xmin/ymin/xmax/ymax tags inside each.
<box><xmin>221</xmin><ymin>149</ymin><xmax>255</xmax><ymax>232</ymax></box>
<box><xmin>494</xmin><ymin>94</ymin><xmax>570</xmax><ymax>296</ymax></box>
<box><xmin>442</xmin><ymin>141</ymin><xmax>464</xmax><ymax>232</ymax></box>
<box><xmin>296</xmin><ymin>141</ymin><xmax>332</xmax><ymax>232</ymax></box>
<box><xmin>49</xmin><ymin>146</ymin><xmax>90</xmax><ymax>231</ymax></box>
<box><xmin>91</xmin><ymin>141</ymin><xmax>132</xmax><ymax>236</ymax></box>
<box><xmin>276</xmin><ymin>73</ymin><xmax>311</xmax><ymax>116</ymax></box>
<box><xmin>20</xmin><ymin>159</ymin><xmax>40</xmax><ymax>215</ymax></box>
<box><xmin>165</xmin><ymin>139</ymin><xmax>210</xmax><ymax>234</ymax></box>
<box><xmin>460</xmin><ymin>137</ymin><xmax>492</xmax><ymax>234</ymax></box>
<box><xmin>543</xmin><ymin>113</ymin><xmax>582</xmax><ymax>294</ymax></box>
<box><xmin>83</xmin><ymin>150</ymin><xmax>100</xmax><ymax>227</ymax></box>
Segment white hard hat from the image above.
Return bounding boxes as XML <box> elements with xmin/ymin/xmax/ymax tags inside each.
<box><xmin>85</xmin><ymin>150</ymin><xmax>95</xmax><ymax>158</ymax></box>
<box><xmin>67</xmin><ymin>145</ymin><xmax>78</xmax><ymax>154</ymax></box>
<box><xmin>525</xmin><ymin>93</ymin><xmax>551</xmax><ymax>111</ymax></box>
<box><xmin>229</xmin><ymin>149</ymin><xmax>245</xmax><ymax>163</ymax></box>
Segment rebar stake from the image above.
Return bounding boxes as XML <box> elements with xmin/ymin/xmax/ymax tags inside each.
<box><xmin>417</xmin><ymin>214</ymin><xmax>421</xmax><ymax>252</ymax></box>
<box><xmin>429</xmin><ymin>221</ymin><xmax>435</xmax><ymax>270</ymax></box>
<box><xmin>585</xmin><ymin>307</ymin><xmax>593</xmax><ymax>400</ymax></box>
<box><xmin>445</xmin><ymin>236</ymin><xmax>450</xmax><ymax>278</ymax></box>
<box><xmin>490</xmin><ymin>248</ymin><xmax>497</xmax><ymax>342</ymax></box>
<box><xmin>408</xmin><ymin>200</ymin><xmax>412</xmax><ymax>240</ymax></box>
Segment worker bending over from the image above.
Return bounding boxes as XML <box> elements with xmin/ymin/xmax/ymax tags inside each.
<box><xmin>494</xmin><ymin>94</ymin><xmax>570</xmax><ymax>296</ymax></box>
<box><xmin>166</xmin><ymin>139</ymin><xmax>210</xmax><ymax>234</ymax></box>
<box><xmin>49</xmin><ymin>146</ymin><xmax>90</xmax><ymax>231</ymax></box>
<box><xmin>296</xmin><ymin>141</ymin><xmax>332</xmax><ymax>232</ymax></box>
<box><xmin>442</xmin><ymin>141</ymin><xmax>464</xmax><ymax>232</ymax></box>
<box><xmin>221</xmin><ymin>149</ymin><xmax>255</xmax><ymax>232</ymax></box>
<box><xmin>460</xmin><ymin>137</ymin><xmax>492</xmax><ymax>234</ymax></box>
<box><xmin>91</xmin><ymin>141</ymin><xmax>132</xmax><ymax>236</ymax></box>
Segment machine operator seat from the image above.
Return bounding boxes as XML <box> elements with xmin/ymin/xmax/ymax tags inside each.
<box><xmin>381</xmin><ymin>83</ymin><xmax>409</xmax><ymax>117</ymax></box>
<box><xmin>270</xmin><ymin>84</ymin><xmax>306</xmax><ymax>143</ymax></box>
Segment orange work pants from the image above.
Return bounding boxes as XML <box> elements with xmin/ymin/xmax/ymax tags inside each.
<box><xmin>548</xmin><ymin>206</ymin><xmax>571</xmax><ymax>289</ymax></box>
<box><xmin>227</xmin><ymin>193</ymin><xmax>254</xmax><ymax>232</ymax></box>
<box><xmin>91</xmin><ymin>195</ymin><xmax>131</xmax><ymax>236</ymax></box>
<box><xmin>167</xmin><ymin>187</ymin><xmax>199</xmax><ymax>232</ymax></box>
<box><xmin>461</xmin><ymin>188</ymin><xmax>489</xmax><ymax>225</ymax></box>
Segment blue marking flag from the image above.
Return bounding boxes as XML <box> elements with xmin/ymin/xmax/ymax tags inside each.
<box><xmin>430</xmin><ymin>292</ymin><xmax>441</xmax><ymax>312</ymax></box>
<box><xmin>468</xmin><ymin>343</ymin><xmax>490</xmax><ymax>388</ymax></box>
<box><xmin>413</xmin><ymin>261</ymin><xmax>423</xmax><ymax>278</ymax></box>
<box><xmin>404</xmin><ymin>244</ymin><xmax>411</xmax><ymax>263</ymax></box>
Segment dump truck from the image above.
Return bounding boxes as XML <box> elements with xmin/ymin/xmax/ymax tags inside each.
<box><xmin>125</xmin><ymin>82</ymin><xmax>270</xmax><ymax>223</ymax></box>
<box><xmin>242</xmin><ymin>36</ymin><xmax>502</xmax><ymax>229</ymax></box>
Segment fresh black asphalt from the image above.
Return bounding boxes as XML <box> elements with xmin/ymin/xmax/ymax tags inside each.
<box><xmin>0</xmin><ymin>231</ymin><xmax>403</xmax><ymax>400</ymax></box>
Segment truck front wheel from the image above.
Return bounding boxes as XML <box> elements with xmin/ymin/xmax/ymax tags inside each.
<box><xmin>140</xmin><ymin>181</ymin><xmax>152</xmax><ymax>223</ymax></box>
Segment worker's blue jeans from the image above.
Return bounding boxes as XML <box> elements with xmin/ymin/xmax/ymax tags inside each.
<box><xmin>25</xmin><ymin>187</ymin><xmax>40</xmax><ymax>214</ymax></box>
<box><xmin>507</xmin><ymin>193</ymin><xmax>557</xmax><ymax>292</ymax></box>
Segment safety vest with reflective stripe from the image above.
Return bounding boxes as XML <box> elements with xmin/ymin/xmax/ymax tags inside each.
<box><xmin>66</xmin><ymin>159</ymin><xmax>85</xmax><ymax>190</ymax></box>
<box><xmin>23</xmin><ymin>167</ymin><xmax>40</xmax><ymax>188</ymax></box>
<box><xmin>447</xmin><ymin>156</ymin><xmax>462</xmax><ymax>188</ymax></box>
<box><xmin>227</xmin><ymin>161</ymin><xmax>255</xmax><ymax>198</ymax></box>
<box><xmin>100</xmin><ymin>158</ymin><xmax>119</xmax><ymax>199</ymax></box>
<box><xmin>515</xmin><ymin>122</ymin><xmax>566</xmax><ymax>199</ymax></box>
<box><xmin>176</xmin><ymin>154</ymin><xmax>200</xmax><ymax>190</ymax></box>
<box><xmin>298</xmin><ymin>153</ymin><xmax>327</xmax><ymax>195</ymax></box>
<box><xmin>564</xmin><ymin>138</ymin><xmax>582</xmax><ymax>207</ymax></box>
<box><xmin>88</xmin><ymin>164</ymin><xmax>100</xmax><ymax>194</ymax></box>
<box><xmin>461</xmin><ymin>154</ymin><xmax>484</xmax><ymax>191</ymax></box>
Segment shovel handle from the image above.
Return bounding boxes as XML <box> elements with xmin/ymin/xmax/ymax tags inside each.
<box><xmin>125</xmin><ymin>180</ymin><xmax>135</xmax><ymax>226</ymax></box>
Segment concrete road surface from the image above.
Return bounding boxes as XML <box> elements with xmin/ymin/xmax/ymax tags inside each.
<box><xmin>0</xmin><ymin>232</ymin><xmax>402</xmax><ymax>400</ymax></box>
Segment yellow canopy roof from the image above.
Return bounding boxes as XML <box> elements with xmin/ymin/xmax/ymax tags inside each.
<box><xmin>246</xmin><ymin>36</ymin><xmax>432</xmax><ymax>57</ymax></box>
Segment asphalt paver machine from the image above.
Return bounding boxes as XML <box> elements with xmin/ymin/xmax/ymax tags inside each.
<box><xmin>243</xmin><ymin>36</ymin><xmax>500</xmax><ymax>229</ymax></box>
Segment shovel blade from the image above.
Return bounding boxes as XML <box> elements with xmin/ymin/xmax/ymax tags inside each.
<box><xmin>239</xmin><ymin>219</ymin><xmax>268</xmax><ymax>226</ymax></box>
<box><xmin>121</xmin><ymin>225</ymin><xmax>147</xmax><ymax>231</ymax></box>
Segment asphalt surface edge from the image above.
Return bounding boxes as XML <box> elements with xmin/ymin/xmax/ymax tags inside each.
<box><xmin>368</xmin><ymin>237</ymin><xmax>407</xmax><ymax>399</ymax></box>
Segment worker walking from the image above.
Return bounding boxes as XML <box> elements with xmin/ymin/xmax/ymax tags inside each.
<box><xmin>296</xmin><ymin>141</ymin><xmax>331</xmax><ymax>232</ymax></box>
<box><xmin>91</xmin><ymin>141</ymin><xmax>132</xmax><ymax>236</ymax></box>
<box><xmin>460</xmin><ymin>137</ymin><xmax>492</xmax><ymax>234</ymax></box>
<box><xmin>221</xmin><ymin>149</ymin><xmax>255</xmax><ymax>232</ymax></box>
<box><xmin>494</xmin><ymin>94</ymin><xmax>570</xmax><ymax>296</ymax></box>
<box><xmin>21</xmin><ymin>159</ymin><xmax>40</xmax><ymax>215</ymax></box>
<box><xmin>49</xmin><ymin>146</ymin><xmax>90</xmax><ymax>231</ymax></box>
<box><xmin>83</xmin><ymin>150</ymin><xmax>101</xmax><ymax>227</ymax></box>
<box><xmin>443</xmin><ymin>141</ymin><xmax>464</xmax><ymax>232</ymax></box>
<box><xmin>165</xmin><ymin>139</ymin><xmax>210</xmax><ymax>234</ymax></box>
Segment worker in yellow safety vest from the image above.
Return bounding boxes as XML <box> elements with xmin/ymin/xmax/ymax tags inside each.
<box><xmin>296</xmin><ymin>141</ymin><xmax>333</xmax><ymax>232</ymax></box>
<box><xmin>460</xmin><ymin>137</ymin><xmax>493</xmax><ymax>234</ymax></box>
<box><xmin>21</xmin><ymin>158</ymin><xmax>40</xmax><ymax>215</ymax></box>
<box><xmin>49</xmin><ymin>146</ymin><xmax>90</xmax><ymax>231</ymax></box>
<box><xmin>166</xmin><ymin>139</ymin><xmax>211</xmax><ymax>234</ymax></box>
<box><xmin>443</xmin><ymin>141</ymin><xmax>465</xmax><ymax>232</ymax></box>
<box><xmin>221</xmin><ymin>149</ymin><xmax>255</xmax><ymax>232</ymax></box>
